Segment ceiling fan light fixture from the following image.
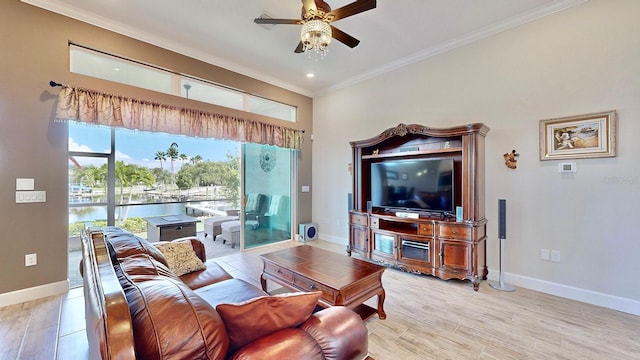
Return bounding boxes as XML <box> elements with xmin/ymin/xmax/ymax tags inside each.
<box><xmin>301</xmin><ymin>19</ymin><xmax>332</xmax><ymax>57</ymax></box>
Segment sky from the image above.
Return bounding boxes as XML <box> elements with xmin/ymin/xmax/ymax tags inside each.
<box><xmin>68</xmin><ymin>123</ymin><xmax>239</xmax><ymax>169</ymax></box>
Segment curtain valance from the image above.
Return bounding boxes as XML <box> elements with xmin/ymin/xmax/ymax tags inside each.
<box><xmin>55</xmin><ymin>85</ymin><xmax>304</xmax><ymax>150</ymax></box>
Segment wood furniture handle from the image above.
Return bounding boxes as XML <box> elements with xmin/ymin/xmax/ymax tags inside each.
<box><xmin>276</xmin><ymin>269</ymin><xmax>282</xmax><ymax>274</ymax></box>
<box><xmin>309</xmin><ymin>284</ymin><xmax>316</xmax><ymax>290</ymax></box>
<box><xmin>175</xmin><ymin>226</ymin><xmax>183</xmax><ymax>230</ymax></box>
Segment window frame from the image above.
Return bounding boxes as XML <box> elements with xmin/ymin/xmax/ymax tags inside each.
<box><xmin>69</xmin><ymin>43</ymin><xmax>297</xmax><ymax>122</ymax></box>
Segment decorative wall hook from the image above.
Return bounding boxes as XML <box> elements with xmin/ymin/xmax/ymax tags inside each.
<box><xmin>503</xmin><ymin>149</ymin><xmax>519</xmax><ymax>169</ymax></box>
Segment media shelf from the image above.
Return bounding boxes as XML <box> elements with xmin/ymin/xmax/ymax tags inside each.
<box><xmin>376</xmin><ymin>217</ymin><xmax>419</xmax><ymax>234</ymax></box>
<box><xmin>347</xmin><ymin>123</ymin><xmax>489</xmax><ymax>291</ymax></box>
<box><xmin>361</xmin><ymin>146</ymin><xmax>463</xmax><ymax>160</ymax></box>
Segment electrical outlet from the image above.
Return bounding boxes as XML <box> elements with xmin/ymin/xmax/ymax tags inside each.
<box><xmin>540</xmin><ymin>248</ymin><xmax>550</xmax><ymax>261</ymax></box>
<box><xmin>25</xmin><ymin>253</ymin><xmax>37</xmax><ymax>266</ymax></box>
<box><xmin>551</xmin><ymin>250</ymin><xmax>561</xmax><ymax>263</ymax></box>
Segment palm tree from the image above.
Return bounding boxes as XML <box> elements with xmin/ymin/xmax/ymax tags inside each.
<box><xmin>114</xmin><ymin>161</ymin><xmax>132</xmax><ymax>222</ymax></box>
<box><xmin>180</xmin><ymin>153</ymin><xmax>188</xmax><ymax>165</ymax></box>
<box><xmin>154</xmin><ymin>150</ymin><xmax>166</xmax><ymax>188</ymax></box>
<box><xmin>190</xmin><ymin>155</ymin><xmax>203</xmax><ymax>164</ymax></box>
<box><xmin>154</xmin><ymin>151</ymin><xmax>166</xmax><ymax>171</ymax></box>
<box><xmin>166</xmin><ymin>142</ymin><xmax>180</xmax><ymax>189</ymax></box>
<box><xmin>114</xmin><ymin>161</ymin><xmax>155</xmax><ymax>223</ymax></box>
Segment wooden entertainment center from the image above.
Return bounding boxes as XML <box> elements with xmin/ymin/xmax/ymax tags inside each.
<box><xmin>348</xmin><ymin>123</ymin><xmax>489</xmax><ymax>290</ymax></box>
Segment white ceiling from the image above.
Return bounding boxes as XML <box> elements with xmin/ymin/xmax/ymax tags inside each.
<box><xmin>24</xmin><ymin>0</ymin><xmax>587</xmax><ymax>97</ymax></box>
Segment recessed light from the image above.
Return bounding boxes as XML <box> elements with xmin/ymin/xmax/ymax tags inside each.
<box><xmin>306</xmin><ymin>73</ymin><xmax>315</xmax><ymax>78</ymax></box>
<box><xmin>113</xmin><ymin>67</ymin><xmax>120</xmax><ymax>71</ymax></box>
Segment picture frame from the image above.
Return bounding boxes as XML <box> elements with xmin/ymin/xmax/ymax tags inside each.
<box><xmin>386</xmin><ymin>170</ymin><xmax>398</xmax><ymax>179</ymax></box>
<box><xmin>539</xmin><ymin>110</ymin><xmax>617</xmax><ymax>160</ymax></box>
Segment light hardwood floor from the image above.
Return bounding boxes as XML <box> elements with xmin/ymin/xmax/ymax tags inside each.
<box><xmin>1</xmin><ymin>239</ymin><xmax>638</xmax><ymax>360</ymax></box>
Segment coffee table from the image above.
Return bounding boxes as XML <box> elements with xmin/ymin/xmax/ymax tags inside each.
<box><xmin>260</xmin><ymin>245</ymin><xmax>386</xmax><ymax>320</ymax></box>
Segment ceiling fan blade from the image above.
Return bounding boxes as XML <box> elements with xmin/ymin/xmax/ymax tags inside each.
<box><xmin>254</xmin><ymin>18</ymin><xmax>303</xmax><ymax>25</ymax></box>
<box><xmin>330</xmin><ymin>25</ymin><xmax>360</xmax><ymax>48</ymax></box>
<box><xmin>327</xmin><ymin>0</ymin><xmax>376</xmax><ymax>22</ymax></box>
<box><xmin>294</xmin><ymin>41</ymin><xmax>305</xmax><ymax>53</ymax></box>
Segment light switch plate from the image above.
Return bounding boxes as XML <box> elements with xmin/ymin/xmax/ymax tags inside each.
<box><xmin>16</xmin><ymin>191</ymin><xmax>46</xmax><ymax>203</ymax></box>
<box><xmin>540</xmin><ymin>248</ymin><xmax>550</xmax><ymax>260</ymax></box>
<box><xmin>16</xmin><ymin>178</ymin><xmax>35</xmax><ymax>191</ymax></box>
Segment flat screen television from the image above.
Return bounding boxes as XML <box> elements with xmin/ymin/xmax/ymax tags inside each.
<box><xmin>370</xmin><ymin>158</ymin><xmax>454</xmax><ymax>214</ymax></box>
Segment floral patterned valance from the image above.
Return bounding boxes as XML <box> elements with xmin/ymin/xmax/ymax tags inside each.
<box><xmin>54</xmin><ymin>85</ymin><xmax>304</xmax><ymax>150</ymax></box>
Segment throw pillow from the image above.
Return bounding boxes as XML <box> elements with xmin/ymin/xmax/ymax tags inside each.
<box><xmin>216</xmin><ymin>291</ymin><xmax>322</xmax><ymax>352</ymax></box>
<box><xmin>154</xmin><ymin>240</ymin><xmax>206</xmax><ymax>276</ymax></box>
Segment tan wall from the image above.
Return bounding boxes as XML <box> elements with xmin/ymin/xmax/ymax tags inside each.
<box><xmin>312</xmin><ymin>0</ymin><xmax>640</xmax><ymax>310</ymax></box>
<box><xmin>0</xmin><ymin>1</ymin><xmax>312</xmax><ymax>296</ymax></box>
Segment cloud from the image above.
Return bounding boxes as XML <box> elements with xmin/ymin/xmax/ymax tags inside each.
<box><xmin>68</xmin><ymin>137</ymin><xmax>185</xmax><ymax>170</ymax></box>
<box><xmin>68</xmin><ymin>138</ymin><xmax>105</xmax><ymax>167</ymax></box>
<box><xmin>68</xmin><ymin>137</ymin><xmax>95</xmax><ymax>152</ymax></box>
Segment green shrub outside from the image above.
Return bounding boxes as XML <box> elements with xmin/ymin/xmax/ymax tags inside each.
<box><xmin>69</xmin><ymin>217</ymin><xmax>147</xmax><ymax>236</ymax></box>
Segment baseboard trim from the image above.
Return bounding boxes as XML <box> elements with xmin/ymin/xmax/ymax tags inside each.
<box><xmin>0</xmin><ymin>280</ymin><xmax>69</xmax><ymax>308</ymax></box>
<box><xmin>321</xmin><ymin>235</ymin><xmax>639</xmax><ymax>316</ymax></box>
<box><xmin>318</xmin><ymin>232</ymin><xmax>345</xmax><ymax>246</ymax></box>
<box><xmin>487</xmin><ymin>268</ymin><xmax>640</xmax><ymax>316</ymax></box>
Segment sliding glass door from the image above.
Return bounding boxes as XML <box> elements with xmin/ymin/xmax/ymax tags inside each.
<box><xmin>242</xmin><ymin>144</ymin><xmax>292</xmax><ymax>249</ymax></box>
<box><xmin>68</xmin><ymin>122</ymin><xmax>240</xmax><ymax>287</ymax></box>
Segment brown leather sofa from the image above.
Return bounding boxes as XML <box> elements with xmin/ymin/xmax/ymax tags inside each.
<box><xmin>81</xmin><ymin>226</ymin><xmax>369</xmax><ymax>360</ymax></box>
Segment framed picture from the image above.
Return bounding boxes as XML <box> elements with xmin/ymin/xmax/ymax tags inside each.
<box><xmin>539</xmin><ymin>110</ymin><xmax>617</xmax><ymax>160</ymax></box>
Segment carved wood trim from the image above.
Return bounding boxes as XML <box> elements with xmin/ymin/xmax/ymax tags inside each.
<box><xmin>350</xmin><ymin>123</ymin><xmax>489</xmax><ymax>148</ymax></box>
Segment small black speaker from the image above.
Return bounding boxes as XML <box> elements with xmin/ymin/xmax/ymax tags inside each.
<box><xmin>299</xmin><ymin>223</ymin><xmax>318</xmax><ymax>242</ymax></box>
<box><xmin>498</xmin><ymin>199</ymin><xmax>506</xmax><ymax>239</ymax></box>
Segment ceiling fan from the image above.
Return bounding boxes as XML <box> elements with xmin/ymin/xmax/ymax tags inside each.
<box><xmin>254</xmin><ymin>0</ymin><xmax>376</xmax><ymax>55</ymax></box>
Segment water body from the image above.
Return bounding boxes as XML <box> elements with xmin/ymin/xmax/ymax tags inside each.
<box><xmin>68</xmin><ymin>187</ymin><xmax>236</xmax><ymax>223</ymax></box>
<box><xmin>69</xmin><ymin>202</ymin><xmax>188</xmax><ymax>223</ymax></box>
<box><xmin>69</xmin><ymin>200</ymin><xmax>235</xmax><ymax>223</ymax></box>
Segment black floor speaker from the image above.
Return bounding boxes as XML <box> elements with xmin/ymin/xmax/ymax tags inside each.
<box><xmin>498</xmin><ymin>199</ymin><xmax>506</xmax><ymax>239</ymax></box>
<box><xmin>490</xmin><ymin>199</ymin><xmax>515</xmax><ymax>292</ymax></box>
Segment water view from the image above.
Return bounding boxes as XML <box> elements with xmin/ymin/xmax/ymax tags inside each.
<box><xmin>69</xmin><ymin>186</ymin><xmax>236</xmax><ymax>223</ymax></box>
<box><xmin>68</xmin><ymin>123</ymin><xmax>241</xmax><ymax>233</ymax></box>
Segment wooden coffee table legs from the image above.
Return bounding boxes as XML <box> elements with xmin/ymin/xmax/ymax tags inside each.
<box><xmin>260</xmin><ymin>273</ymin><xmax>267</xmax><ymax>293</ymax></box>
<box><xmin>351</xmin><ymin>288</ymin><xmax>386</xmax><ymax>320</ymax></box>
<box><xmin>377</xmin><ymin>289</ymin><xmax>387</xmax><ymax>320</ymax></box>
<box><xmin>259</xmin><ymin>246</ymin><xmax>388</xmax><ymax>321</ymax></box>
<box><xmin>261</xmin><ymin>272</ymin><xmax>386</xmax><ymax>320</ymax></box>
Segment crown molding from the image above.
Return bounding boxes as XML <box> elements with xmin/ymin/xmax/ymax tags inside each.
<box><xmin>20</xmin><ymin>0</ymin><xmax>313</xmax><ymax>97</ymax></box>
<box><xmin>317</xmin><ymin>0</ymin><xmax>590</xmax><ymax>96</ymax></box>
<box><xmin>22</xmin><ymin>0</ymin><xmax>588</xmax><ymax>98</ymax></box>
